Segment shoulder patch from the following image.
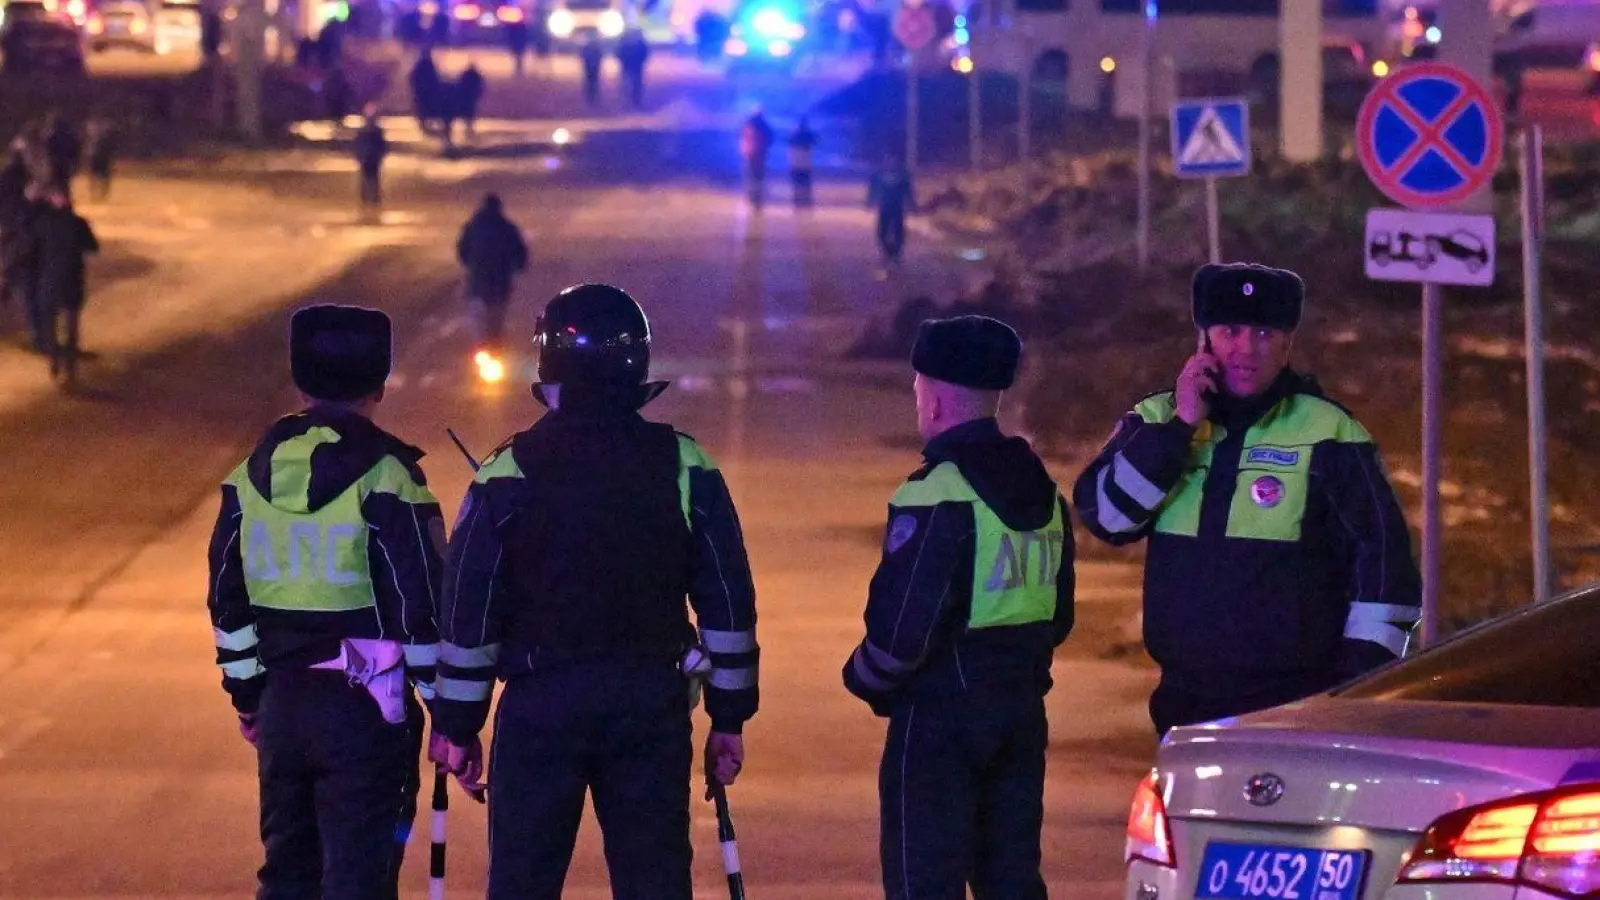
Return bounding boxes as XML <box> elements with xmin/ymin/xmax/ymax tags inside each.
<box><xmin>886</xmin><ymin>514</ymin><xmax>919</xmax><ymax>554</ymax></box>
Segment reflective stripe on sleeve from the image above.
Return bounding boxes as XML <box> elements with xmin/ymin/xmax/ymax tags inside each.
<box><xmin>1113</xmin><ymin>452</ymin><xmax>1166</xmax><ymax>510</ymax></box>
<box><xmin>1095</xmin><ymin>467</ymin><xmax>1140</xmax><ymax>534</ymax></box>
<box><xmin>213</xmin><ymin>624</ymin><xmax>259</xmax><ymax>652</ymax></box>
<box><xmin>440</xmin><ymin>641</ymin><xmax>501</xmax><ymax>669</ymax></box>
<box><xmin>436</xmin><ymin>677</ymin><xmax>494</xmax><ymax>702</ymax></box>
<box><xmin>708</xmin><ymin>666</ymin><xmax>758</xmax><ymax>690</ymax></box>
<box><xmin>850</xmin><ymin>650</ymin><xmax>895</xmax><ymax>692</ymax></box>
<box><xmin>1344</xmin><ymin>601</ymin><xmax>1418</xmax><ymax>656</ymax></box>
<box><xmin>863</xmin><ymin>639</ymin><xmax>914</xmax><ymax>675</ymax></box>
<box><xmin>701</xmin><ymin>628</ymin><xmax>757</xmax><ymax>654</ymax></box>
<box><xmin>404</xmin><ymin>643</ymin><xmax>441</xmax><ymax>668</ymax></box>
<box><xmin>221</xmin><ymin>657</ymin><xmax>265</xmax><ymax>680</ymax></box>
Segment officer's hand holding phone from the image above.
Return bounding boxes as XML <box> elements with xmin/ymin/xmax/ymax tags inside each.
<box><xmin>1177</xmin><ymin>334</ymin><xmax>1221</xmax><ymax>426</ymax></box>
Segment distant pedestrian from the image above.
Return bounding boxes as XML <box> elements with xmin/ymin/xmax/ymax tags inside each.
<box><xmin>615</xmin><ymin>30</ymin><xmax>649</xmax><ymax>109</ymax></box>
<box><xmin>531</xmin><ymin>3</ymin><xmax>552</xmax><ymax>59</ymax></box>
<box><xmin>31</xmin><ymin>187</ymin><xmax>97</xmax><ymax>386</ymax></box>
<box><xmin>410</xmin><ymin>51</ymin><xmax>442</xmax><ymax>132</ymax></box>
<box><xmin>324</xmin><ymin>65</ymin><xmax>352</xmax><ymax>128</ymax></box>
<box><xmin>580</xmin><ymin>37</ymin><xmax>605</xmax><ymax>107</ymax></box>
<box><xmin>85</xmin><ymin>120</ymin><xmax>116</xmax><ymax>201</ymax></box>
<box><xmin>42</xmin><ymin>114</ymin><xmax>80</xmax><ymax>195</ymax></box>
<box><xmin>438</xmin><ymin>78</ymin><xmax>461</xmax><ymax>156</ymax></box>
<box><xmin>458</xmin><ymin>63</ymin><xmax>486</xmax><ymax>139</ymax></box>
<box><xmin>740</xmin><ymin>109</ymin><xmax>774</xmax><ymax>208</ymax></box>
<box><xmin>455</xmin><ymin>192</ymin><xmax>528</xmax><ymax>351</ymax></box>
<box><xmin>788</xmin><ymin>116</ymin><xmax>816</xmax><ymax>208</ymax></box>
<box><xmin>505</xmin><ymin>18</ymin><xmax>529</xmax><ymax>76</ymax></box>
<box><xmin>352</xmin><ymin>110</ymin><xmax>388</xmax><ymax>209</ymax></box>
<box><xmin>693</xmin><ymin>9</ymin><xmax>727</xmax><ymax>60</ymax></box>
<box><xmin>867</xmin><ymin>150</ymin><xmax>916</xmax><ymax>264</ymax></box>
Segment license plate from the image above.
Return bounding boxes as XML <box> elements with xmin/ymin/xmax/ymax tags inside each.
<box><xmin>1195</xmin><ymin>844</ymin><xmax>1368</xmax><ymax>900</ymax></box>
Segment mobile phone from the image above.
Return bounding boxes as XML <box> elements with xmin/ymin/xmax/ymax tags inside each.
<box><xmin>1198</xmin><ymin>332</ymin><xmax>1219</xmax><ymax>403</ymax></box>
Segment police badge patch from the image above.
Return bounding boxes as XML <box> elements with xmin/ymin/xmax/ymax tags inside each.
<box><xmin>886</xmin><ymin>514</ymin><xmax>919</xmax><ymax>553</ymax></box>
<box><xmin>1251</xmin><ymin>475</ymin><xmax>1285</xmax><ymax>508</ymax></box>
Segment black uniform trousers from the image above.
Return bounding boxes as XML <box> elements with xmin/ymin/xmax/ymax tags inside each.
<box><xmin>880</xmin><ymin>689</ymin><xmax>1049</xmax><ymax>900</ymax></box>
<box><xmin>487</xmin><ymin>660</ymin><xmax>694</xmax><ymax>900</ymax></box>
<box><xmin>255</xmin><ymin>669</ymin><xmax>423</xmax><ymax>900</ymax></box>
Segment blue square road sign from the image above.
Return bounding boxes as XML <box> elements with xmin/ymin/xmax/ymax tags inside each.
<box><xmin>1170</xmin><ymin>98</ymin><xmax>1251</xmax><ymax>179</ymax></box>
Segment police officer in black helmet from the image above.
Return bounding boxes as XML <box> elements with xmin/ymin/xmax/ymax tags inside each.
<box><xmin>431</xmin><ymin>284</ymin><xmax>761</xmax><ymax>900</ymax></box>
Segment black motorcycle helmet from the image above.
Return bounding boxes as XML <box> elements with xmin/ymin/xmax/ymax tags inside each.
<box><xmin>533</xmin><ymin>283</ymin><xmax>666</xmax><ymax>408</ymax></box>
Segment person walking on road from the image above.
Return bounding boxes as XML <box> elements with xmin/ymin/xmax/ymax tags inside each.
<box><xmin>615</xmin><ymin>30</ymin><xmax>650</xmax><ymax>109</ymax></box>
<box><xmin>410</xmin><ymin>50</ymin><xmax>442</xmax><ymax>134</ymax></box>
<box><xmin>867</xmin><ymin>150</ymin><xmax>916</xmax><ymax>265</ymax></box>
<box><xmin>739</xmin><ymin>109</ymin><xmax>774</xmax><ymax>209</ymax></box>
<box><xmin>580</xmin><ymin>36</ymin><xmax>606</xmax><ymax>107</ymax></box>
<box><xmin>205</xmin><ymin>304</ymin><xmax>445</xmax><ymax>900</ymax></box>
<box><xmin>84</xmin><ymin>119</ymin><xmax>116</xmax><ymax>202</ymax></box>
<box><xmin>352</xmin><ymin>109</ymin><xmax>388</xmax><ymax>210</ymax></box>
<box><xmin>42</xmin><ymin>113</ymin><xmax>80</xmax><ymax>196</ymax></box>
<box><xmin>455</xmin><ymin>192</ymin><xmax>528</xmax><ymax>352</ymax></box>
<box><xmin>788</xmin><ymin>115</ymin><xmax>817</xmax><ymax>208</ymax></box>
<box><xmin>505</xmin><ymin>17</ymin><xmax>530</xmax><ymax>77</ymax></box>
<box><xmin>844</xmin><ymin>315</ymin><xmax>1074</xmax><ymax>900</ymax></box>
<box><xmin>1073</xmin><ymin>263</ymin><xmax>1422</xmax><ymax>737</ymax></box>
<box><xmin>458</xmin><ymin>62</ymin><xmax>486</xmax><ymax>139</ymax></box>
<box><xmin>431</xmin><ymin>283</ymin><xmax>760</xmax><ymax>900</ymax></box>
<box><xmin>31</xmin><ymin>186</ymin><xmax>96</xmax><ymax>386</ymax></box>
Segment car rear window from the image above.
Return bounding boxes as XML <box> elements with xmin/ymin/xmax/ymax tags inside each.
<box><xmin>1335</xmin><ymin>587</ymin><xmax>1600</xmax><ymax>707</ymax></box>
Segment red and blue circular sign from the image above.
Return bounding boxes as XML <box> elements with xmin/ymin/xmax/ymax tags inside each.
<box><xmin>1356</xmin><ymin>62</ymin><xmax>1504</xmax><ymax>211</ymax></box>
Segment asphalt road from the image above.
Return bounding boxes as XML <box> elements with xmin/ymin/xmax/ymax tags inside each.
<box><xmin>0</xmin><ymin>56</ymin><xmax>1156</xmax><ymax>898</ymax></box>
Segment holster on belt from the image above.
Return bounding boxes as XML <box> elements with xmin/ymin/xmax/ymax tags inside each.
<box><xmin>311</xmin><ymin>638</ymin><xmax>408</xmax><ymax>724</ymax></box>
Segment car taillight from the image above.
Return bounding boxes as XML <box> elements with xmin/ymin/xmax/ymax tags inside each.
<box><xmin>1398</xmin><ymin>785</ymin><xmax>1600</xmax><ymax>896</ymax></box>
<box><xmin>1126</xmin><ymin>770</ymin><xmax>1175</xmax><ymax>868</ymax></box>
<box><xmin>496</xmin><ymin>6</ymin><xmax>523</xmax><ymax>23</ymax></box>
<box><xmin>86</xmin><ymin>12</ymin><xmax>103</xmax><ymax>32</ymax></box>
<box><xmin>453</xmin><ymin>3</ymin><xmax>479</xmax><ymax>20</ymax></box>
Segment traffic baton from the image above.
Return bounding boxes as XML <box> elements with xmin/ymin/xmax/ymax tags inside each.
<box><xmin>710</xmin><ymin>781</ymin><xmax>748</xmax><ymax>900</ymax></box>
<box><xmin>429</xmin><ymin>768</ymin><xmax>448</xmax><ymax>900</ymax></box>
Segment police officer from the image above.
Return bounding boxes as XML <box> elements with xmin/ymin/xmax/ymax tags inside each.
<box><xmin>844</xmin><ymin>315</ymin><xmax>1075</xmax><ymax>900</ymax></box>
<box><xmin>431</xmin><ymin>283</ymin><xmax>759</xmax><ymax>900</ymax></box>
<box><xmin>205</xmin><ymin>304</ymin><xmax>446</xmax><ymax>900</ymax></box>
<box><xmin>1073</xmin><ymin>263</ymin><xmax>1421</xmax><ymax>737</ymax></box>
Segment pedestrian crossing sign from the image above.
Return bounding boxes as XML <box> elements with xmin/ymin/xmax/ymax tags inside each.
<box><xmin>1170</xmin><ymin>98</ymin><xmax>1251</xmax><ymax>179</ymax></box>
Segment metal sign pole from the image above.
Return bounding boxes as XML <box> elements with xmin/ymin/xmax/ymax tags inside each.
<box><xmin>1522</xmin><ymin>125</ymin><xmax>1551</xmax><ymax>603</ymax></box>
<box><xmin>1136</xmin><ymin>5</ymin><xmax>1154</xmax><ymax>271</ymax></box>
<box><xmin>1421</xmin><ymin>282</ymin><xmax>1444</xmax><ymax>646</ymax></box>
<box><xmin>969</xmin><ymin>55</ymin><xmax>982</xmax><ymax>173</ymax></box>
<box><xmin>1205</xmin><ymin>176</ymin><xmax>1221</xmax><ymax>263</ymax></box>
<box><xmin>1018</xmin><ymin>37</ymin><xmax>1032</xmax><ymax>166</ymax></box>
<box><xmin>907</xmin><ymin>62</ymin><xmax>919</xmax><ymax>172</ymax></box>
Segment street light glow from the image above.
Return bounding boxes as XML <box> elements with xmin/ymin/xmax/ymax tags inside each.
<box><xmin>1371</xmin><ymin>60</ymin><xmax>1389</xmax><ymax>77</ymax></box>
<box><xmin>1100</xmin><ymin>55</ymin><xmax>1116</xmax><ymax>73</ymax></box>
<box><xmin>954</xmin><ymin>55</ymin><xmax>973</xmax><ymax>73</ymax></box>
<box><xmin>1425</xmin><ymin>25</ymin><xmax>1441</xmax><ymax>43</ymax></box>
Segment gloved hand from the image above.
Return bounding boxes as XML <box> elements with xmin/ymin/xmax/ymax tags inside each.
<box><xmin>238</xmin><ymin>713</ymin><xmax>261</xmax><ymax>749</ymax></box>
<box><xmin>428</xmin><ymin>731</ymin><xmax>487</xmax><ymax>802</ymax></box>
<box><xmin>703</xmin><ymin>731</ymin><xmax>744</xmax><ymax>798</ymax></box>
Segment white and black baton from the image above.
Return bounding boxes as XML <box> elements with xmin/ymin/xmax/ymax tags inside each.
<box><xmin>429</xmin><ymin>768</ymin><xmax>449</xmax><ymax>900</ymax></box>
<box><xmin>710</xmin><ymin>780</ymin><xmax>747</xmax><ymax>900</ymax></box>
